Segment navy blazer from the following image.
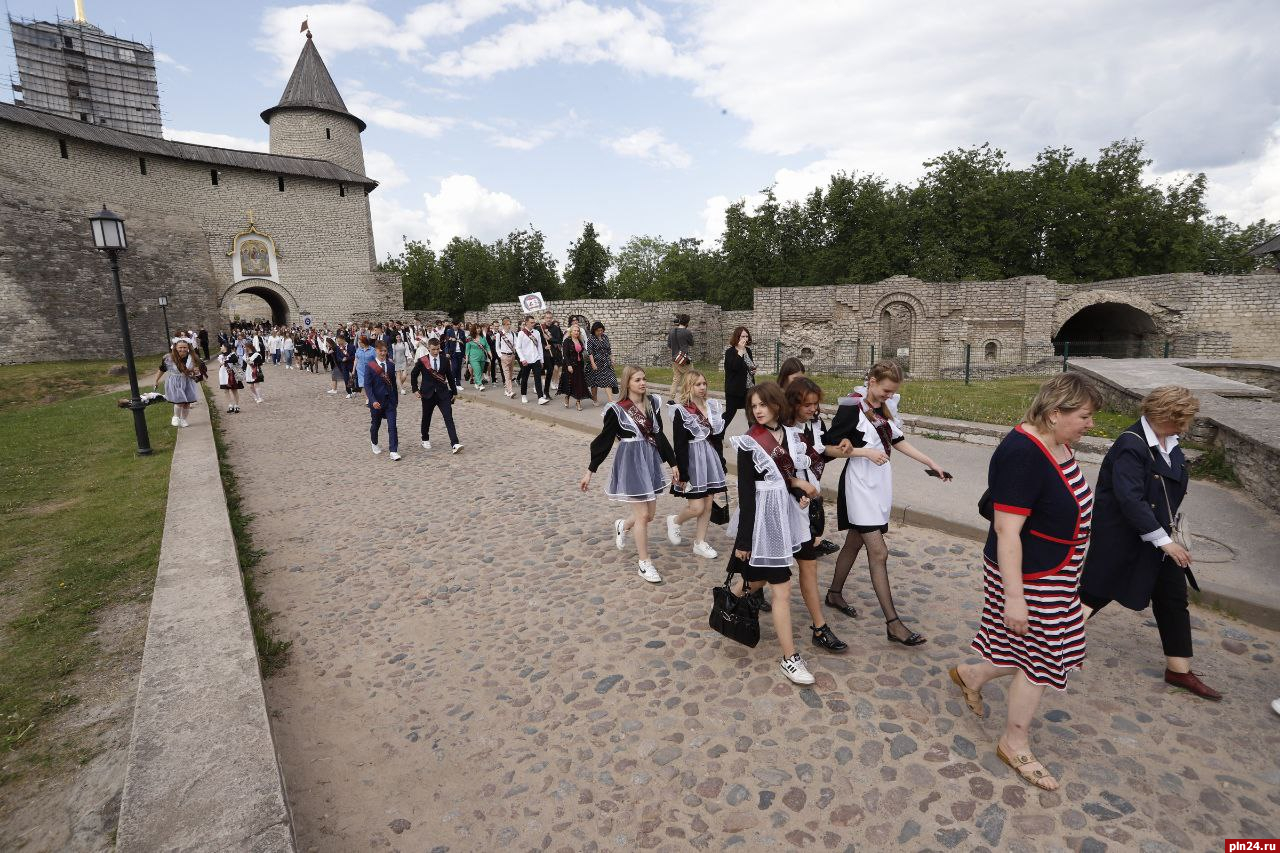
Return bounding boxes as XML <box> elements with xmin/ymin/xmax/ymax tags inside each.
<box><xmin>364</xmin><ymin>360</ymin><xmax>398</xmax><ymax>409</ymax></box>
<box><xmin>1081</xmin><ymin>422</ymin><xmax>1192</xmax><ymax>610</ymax></box>
<box><xmin>410</xmin><ymin>355</ymin><xmax>458</xmax><ymax>400</ymax></box>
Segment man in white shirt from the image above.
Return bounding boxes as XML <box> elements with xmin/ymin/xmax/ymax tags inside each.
<box><xmin>515</xmin><ymin>315</ymin><xmax>550</xmax><ymax>404</ymax></box>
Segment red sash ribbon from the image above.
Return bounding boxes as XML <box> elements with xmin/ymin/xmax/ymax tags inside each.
<box><xmin>747</xmin><ymin>424</ymin><xmax>797</xmax><ymax>482</ymax></box>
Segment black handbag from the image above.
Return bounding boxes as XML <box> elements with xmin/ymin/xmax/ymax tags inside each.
<box><xmin>808</xmin><ymin>495</ymin><xmax>824</xmax><ymax>533</ymax></box>
<box><xmin>710</xmin><ymin>495</ymin><xmax>730</xmax><ymax>525</ymax></box>
<box><xmin>708</xmin><ymin>565</ymin><xmax>760</xmax><ymax>647</ymax></box>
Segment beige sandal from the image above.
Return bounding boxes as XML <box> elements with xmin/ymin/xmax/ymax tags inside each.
<box><xmin>948</xmin><ymin>666</ymin><xmax>984</xmax><ymax>718</ymax></box>
<box><xmin>997</xmin><ymin>743</ymin><xmax>1058</xmax><ymax>791</ymax></box>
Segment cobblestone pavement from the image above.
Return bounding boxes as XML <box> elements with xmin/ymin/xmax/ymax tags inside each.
<box><xmin>221</xmin><ymin>369</ymin><xmax>1280</xmax><ymax>853</ymax></box>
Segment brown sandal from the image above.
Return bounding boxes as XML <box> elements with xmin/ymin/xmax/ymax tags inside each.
<box><xmin>997</xmin><ymin>743</ymin><xmax>1058</xmax><ymax>791</ymax></box>
<box><xmin>948</xmin><ymin>666</ymin><xmax>984</xmax><ymax>718</ymax></box>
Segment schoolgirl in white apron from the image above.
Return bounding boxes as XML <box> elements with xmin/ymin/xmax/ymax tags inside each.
<box><xmin>823</xmin><ymin>361</ymin><xmax>951</xmax><ymax>646</ymax></box>
<box><xmin>664</xmin><ymin>370</ymin><xmax>727</xmax><ymax>559</ymax></box>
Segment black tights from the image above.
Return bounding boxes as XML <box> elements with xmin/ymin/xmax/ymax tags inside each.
<box><xmin>829</xmin><ymin>529</ymin><xmax>901</xmax><ymax>625</ymax></box>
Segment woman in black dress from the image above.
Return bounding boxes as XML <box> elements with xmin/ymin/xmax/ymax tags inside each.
<box><xmin>723</xmin><ymin>326</ymin><xmax>756</xmax><ymax>429</ymax></box>
<box><xmin>1079</xmin><ymin>386</ymin><xmax>1219</xmax><ymax>699</ymax></box>
<box><xmin>558</xmin><ymin>323</ymin><xmax>591</xmax><ymax>409</ymax></box>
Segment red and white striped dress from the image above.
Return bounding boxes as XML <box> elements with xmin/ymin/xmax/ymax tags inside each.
<box><xmin>971</xmin><ymin>455</ymin><xmax>1092</xmax><ymax>690</ymax></box>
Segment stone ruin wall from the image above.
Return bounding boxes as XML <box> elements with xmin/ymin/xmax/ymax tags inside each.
<box><xmin>465</xmin><ymin>272</ymin><xmax>1280</xmax><ymax>379</ymax></box>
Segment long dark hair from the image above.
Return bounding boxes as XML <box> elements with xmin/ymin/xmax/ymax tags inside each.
<box><xmin>748</xmin><ymin>381</ymin><xmax>789</xmax><ymax>426</ymax></box>
<box><xmin>777</xmin><ymin>357</ymin><xmax>806</xmax><ymax>388</ymax></box>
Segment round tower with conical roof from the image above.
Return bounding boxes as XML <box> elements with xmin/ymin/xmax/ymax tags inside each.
<box><xmin>261</xmin><ymin>33</ymin><xmax>367</xmax><ymax>175</ymax></box>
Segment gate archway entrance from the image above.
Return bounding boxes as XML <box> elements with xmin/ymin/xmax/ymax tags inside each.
<box><xmin>219</xmin><ymin>281</ymin><xmax>297</xmax><ymax>326</ymax></box>
<box><xmin>1053</xmin><ymin>302</ymin><xmax>1159</xmax><ymax>357</ymax></box>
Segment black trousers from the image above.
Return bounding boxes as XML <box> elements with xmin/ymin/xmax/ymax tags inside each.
<box><xmin>1081</xmin><ymin>558</ymin><xmax>1192</xmax><ymax>658</ymax></box>
<box><xmin>518</xmin><ymin>362</ymin><xmax>544</xmax><ymax>398</ymax></box>
<box><xmin>420</xmin><ymin>394</ymin><xmax>460</xmax><ymax>445</ymax></box>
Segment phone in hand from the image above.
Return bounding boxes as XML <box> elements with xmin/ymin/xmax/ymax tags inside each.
<box><xmin>926</xmin><ymin>469</ymin><xmax>954</xmax><ymax>481</ymax></box>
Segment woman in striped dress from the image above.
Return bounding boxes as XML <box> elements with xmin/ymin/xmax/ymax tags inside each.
<box><xmin>949</xmin><ymin>373</ymin><xmax>1101</xmax><ymax>792</ymax></box>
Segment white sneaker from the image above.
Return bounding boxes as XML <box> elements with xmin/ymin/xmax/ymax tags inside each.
<box><xmin>422</xmin><ymin>440</ymin><xmax>431</xmax><ymax>450</ymax></box>
<box><xmin>665</xmin><ymin>514</ymin><xmax>683</xmax><ymax>545</ymax></box>
<box><xmin>345</xmin><ymin>393</ymin><xmax>352</xmax><ymax>399</ymax></box>
<box><xmin>637</xmin><ymin>561</ymin><xmax>662</xmax><ymax>583</ymax></box>
<box><xmin>371</xmin><ymin>443</ymin><xmax>382</xmax><ymax>455</ymax></box>
<box><xmin>389</xmin><ymin>452</ymin><xmax>402</xmax><ymax>461</ymax></box>
<box><xmin>521</xmin><ymin>395</ymin><xmax>529</xmax><ymax>404</ymax></box>
<box><xmin>538</xmin><ymin>397</ymin><xmax>550</xmax><ymax>405</ymax></box>
<box><xmin>327</xmin><ymin>389</ymin><xmax>337</xmax><ymax>394</ymax></box>
<box><xmin>400</xmin><ymin>389</ymin><xmax>406</xmax><ymax>395</ymax></box>
<box><xmin>614</xmin><ymin>519</ymin><xmax>627</xmax><ymax>550</ymax></box>
<box><xmin>171</xmin><ymin>416</ymin><xmax>180</xmax><ymax>426</ymax></box>
<box><xmin>780</xmin><ymin>653</ymin><xmax>816</xmax><ymax>685</ymax></box>
<box><xmin>692</xmin><ymin>541</ymin><xmax>718</xmax><ymax>559</ymax></box>
<box><xmin>451</xmin><ymin>443</ymin><xmax>463</xmax><ymax>453</ymax></box>
<box><xmin>505</xmin><ymin>391</ymin><xmax>514</xmax><ymax>398</ymax></box>
<box><xmin>178</xmin><ymin>418</ymin><xmax>189</xmax><ymax>428</ymax></box>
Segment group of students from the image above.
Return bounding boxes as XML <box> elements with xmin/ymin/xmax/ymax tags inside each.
<box><xmin>584</xmin><ymin>356</ymin><xmax>1227</xmax><ymax>793</ymax></box>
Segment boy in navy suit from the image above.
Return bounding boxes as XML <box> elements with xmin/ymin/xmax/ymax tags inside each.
<box><xmin>365</xmin><ymin>341</ymin><xmax>401</xmax><ymax>460</ymax></box>
<box><xmin>410</xmin><ymin>337</ymin><xmax>464</xmax><ymax>453</ymax></box>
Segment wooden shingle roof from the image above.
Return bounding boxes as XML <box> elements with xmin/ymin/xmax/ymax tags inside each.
<box><xmin>1249</xmin><ymin>232</ymin><xmax>1280</xmax><ymax>256</ymax></box>
<box><xmin>260</xmin><ymin>37</ymin><xmax>367</xmax><ymax>132</ymax></box>
<box><xmin>0</xmin><ymin>102</ymin><xmax>378</xmax><ymax>188</ymax></box>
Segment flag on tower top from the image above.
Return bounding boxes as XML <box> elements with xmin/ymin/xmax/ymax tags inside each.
<box><xmin>300</xmin><ymin>19</ymin><xmax>310</xmax><ymax>33</ymax></box>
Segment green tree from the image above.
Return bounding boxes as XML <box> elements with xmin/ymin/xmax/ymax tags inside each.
<box><xmin>494</xmin><ymin>227</ymin><xmax>561</xmax><ymax>305</ymax></box>
<box><xmin>380</xmin><ymin>238</ymin><xmax>443</xmax><ymax>311</ymax></box>
<box><xmin>564</xmin><ymin>222</ymin><xmax>612</xmax><ymax>298</ymax></box>
<box><xmin>655</xmin><ymin>237</ymin><xmax>721</xmax><ymax>302</ymax></box>
<box><xmin>610</xmin><ymin>235</ymin><xmax>668</xmax><ymax>299</ymax></box>
<box><xmin>437</xmin><ymin>236</ymin><xmax>498</xmax><ymax>317</ymax></box>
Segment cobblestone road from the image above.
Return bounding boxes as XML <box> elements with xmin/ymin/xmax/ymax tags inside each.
<box><xmin>222</xmin><ymin>369</ymin><xmax>1280</xmax><ymax>853</ymax></box>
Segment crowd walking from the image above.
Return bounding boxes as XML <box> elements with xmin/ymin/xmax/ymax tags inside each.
<box><xmin>174</xmin><ymin>310</ymin><xmax>1239</xmax><ymax>796</ymax></box>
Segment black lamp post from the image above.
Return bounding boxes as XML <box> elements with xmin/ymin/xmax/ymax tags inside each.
<box><xmin>92</xmin><ymin>206</ymin><xmax>152</xmax><ymax>456</ymax></box>
<box><xmin>157</xmin><ymin>294</ymin><xmax>171</xmax><ymax>346</ymax></box>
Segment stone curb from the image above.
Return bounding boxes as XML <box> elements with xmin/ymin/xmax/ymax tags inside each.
<box><xmin>117</xmin><ymin>385</ymin><xmax>296</xmax><ymax>852</ymax></box>
<box><xmin>460</xmin><ymin>393</ymin><xmax>1279</xmax><ymax>631</ymax></box>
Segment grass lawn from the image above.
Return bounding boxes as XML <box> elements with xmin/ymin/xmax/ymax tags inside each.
<box><xmin>0</xmin><ymin>368</ymin><xmax>174</xmax><ymax>785</ymax></box>
<box><xmin>0</xmin><ymin>353</ymin><xmax>167</xmax><ymax>414</ymax></box>
<box><xmin>639</xmin><ymin>364</ymin><xmax>1131</xmax><ymax>438</ymax></box>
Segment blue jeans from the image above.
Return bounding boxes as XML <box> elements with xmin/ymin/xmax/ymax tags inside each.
<box><xmin>369</xmin><ymin>405</ymin><xmax>398</xmax><ymax>452</ymax></box>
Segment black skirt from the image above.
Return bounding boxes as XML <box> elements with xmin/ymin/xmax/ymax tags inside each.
<box><xmin>727</xmin><ymin>554</ymin><xmax>791</xmax><ymax>585</ymax></box>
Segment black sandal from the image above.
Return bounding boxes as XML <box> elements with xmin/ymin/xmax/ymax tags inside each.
<box><xmin>811</xmin><ymin>624</ymin><xmax>848</xmax><ymax>652</ymax></box>
<box><xmin>825</xmin><ymin>590</ymin><xmax>857</xmax><ymax>619</ymax></box>
<box><xmin>886</xmin><ymin>616</ymin><xmax>926</xmax><ymax>646</ymax></box>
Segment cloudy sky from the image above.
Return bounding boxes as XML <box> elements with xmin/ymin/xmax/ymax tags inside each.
<box><xmin>5</xmin><ymin>1</ymin><xmax>1278</xmax><ymax>265</ymax></box>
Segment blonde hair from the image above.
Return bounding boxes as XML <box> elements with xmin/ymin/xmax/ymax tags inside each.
<box><xmin>868</xmin><ymin>359</ymin><xmax>904</xmax><ymax>384</ymax></box>
<box><xmin>1025</xmin><ymin>373</ymin><xmax>1103</xmax><ymax>430</ymax></box>
<box><xmin>676</xmin><ymin>370</ymin><xmax>707</xmax><ymax>405</ymax></box>
<box><xmin>1141</xmin><ymin>385</ymin><xmax>1200</xmax><ymax>431</ymax></box>
<box><xmin>619</xmin><ymin>365</ymin><xmax>647</xmax><ymax>400</ymax></box>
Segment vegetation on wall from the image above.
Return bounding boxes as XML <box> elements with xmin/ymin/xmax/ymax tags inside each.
<box><xmin>381</xmin><ymin>139</ymin><xmax>1275</xmax><ymax>315</ymax></box>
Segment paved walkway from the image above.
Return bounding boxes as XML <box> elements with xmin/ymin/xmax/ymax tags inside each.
<box><xmin>222</xmin><ymin>369</ymin><xmax>1280</xmax><ymax>852</ymax></box>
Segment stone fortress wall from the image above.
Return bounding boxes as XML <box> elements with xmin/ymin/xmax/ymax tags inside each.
<box><xmin>465</xmin><ymin>271</ymin><xmax>1280</xmax><ymax>379</ymax></box>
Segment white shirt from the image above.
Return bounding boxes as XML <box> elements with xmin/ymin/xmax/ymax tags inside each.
<box><xmin>515</xmin><ymin>327</ymin><xmax>543</xmax><ymax>363</ymax></box>
<box><xmin>1138</xmin><ymin>416</ymin><xmax>1178</xmax><ymax>549</ymax></box>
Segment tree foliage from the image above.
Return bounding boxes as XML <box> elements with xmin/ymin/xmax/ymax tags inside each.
<box><xmin>382</xmin><ymin>139</ymin><xmax>1273</xmax><ymax>313</ymax></box>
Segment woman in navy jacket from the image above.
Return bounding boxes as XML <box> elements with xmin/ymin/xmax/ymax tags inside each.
<box><xmin>1079</xmin><ymin>386</ymin><xmax>1219</xmax><ymax>699</ymax></box>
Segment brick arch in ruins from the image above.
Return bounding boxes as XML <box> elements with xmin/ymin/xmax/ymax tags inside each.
<box><xmin>1052</xmin><ymin>290</ymin><xmax>1168</xmax><ymax>339</ymax></box>
<box><xmin>870</xmin><ymin>291</ymin><xmax>930</xmax><ymax>369</ymax></box>
<box><xmin>219</xmin><ymin>279</ymin><xmax>301</xmax><ymax>327</ymax></box>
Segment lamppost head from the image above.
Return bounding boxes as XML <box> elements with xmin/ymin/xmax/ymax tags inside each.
<box><xmin>90</xmin><ymin>206</ymin><xmax>127</xmax><ymax>251</ymax></box>
<box><xmin>157</xmin><ymin>295</ymin><xmax>168</xmax><ymax>307</ymax></box>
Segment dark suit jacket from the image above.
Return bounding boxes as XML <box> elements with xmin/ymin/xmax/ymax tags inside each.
<box><xmin>1081</xmin><ymin>422</ymin><xmax>1191</xmax><ymax>610</ymax></box>
<box><xmin>410</xmin><ymin>355</ymin><xmax>457</xmax><ymax>400</ymax></box>
<box><xmin>364</xmin><ymin>360</ymin><xmax>398</xmax><ymax>410</ymax></box>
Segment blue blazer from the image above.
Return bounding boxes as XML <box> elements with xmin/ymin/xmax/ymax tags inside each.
<box><xmin>410</xmin><ymin>355</ymin><xmax>458</xmax><ymax>400</ymax></box>
<box><xmin>1081</xmin><ymin>422</ymin><xmax>1192</xmax><ymax>610</ymax></box>
<box><xmin>364</xmin><ymin>360</ymin><xmax>398</xmax><ymax>409</ymax></box>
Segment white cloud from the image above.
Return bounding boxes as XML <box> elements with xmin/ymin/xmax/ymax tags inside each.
<box><xmin>696</xmin><ymin>195</ymin><xmax>730</xmax><ymax>244</ymax></box>
<box><xmin>426</xmin><ymin>1</ymin><xmax>702</xmax><ymax>79</ymax></box>
<box><xmin>607</xmin><ymin>128</ymin><xmax>691</xmax><ymax>169</ymax></box>
<box><xmin>343</xmin><ymin>81</ymin><xmax>454</xmax><ymax>138</ymax></box>
<box><xmin>681</xmin><ymin>0</ymin><xmax>1280</xmax><ymax>220</ymax></box>
<box><xmin>257</xmin><ymin>1</ymin><xmax>518</xmax><ymax>78</ymax></box>
<box><xmin>163</xmin><ymin>128</ymin><xmax>269</xmax><ymax>152</ymax></box>
<box><xmin>363</xmin><ymin>150</ymin><xmax>410</xmax><ymax>190</ymax></box>
<box><xmin>1196</xmin><ymin>127</ymin><xmax>1280</xmax><ymax>226</ymax></box>
<box><xmin>154</xmin><ymin>52</ymin><xmax>190</xmax><ymax>73</ymax></box>
<box><xmin>370</xmin><ymin>175</ymin><xmax>527</xmax><ymax>257</ymax></box>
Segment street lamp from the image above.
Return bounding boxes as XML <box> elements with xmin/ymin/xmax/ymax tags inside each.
<box><xmin>92</xmin><ymin>206</ymin><xmax>151</xmax><ymax>456</ymax></box>
<box><xmin>157</xmin><ymin>294</ymin><xmax>171</xmax><ymax>346</ymax></box>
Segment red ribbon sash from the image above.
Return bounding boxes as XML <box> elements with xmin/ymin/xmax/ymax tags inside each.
<box><xmin>747</xmin><ymin>424</ymin><xmax>797</xmax><ymax>482</ymax></box>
